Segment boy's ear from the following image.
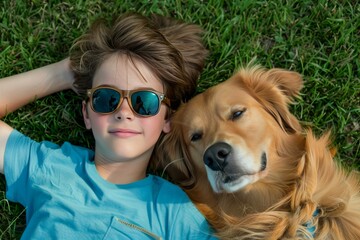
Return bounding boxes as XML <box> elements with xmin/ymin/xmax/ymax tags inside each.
<box><xmin>82</xmin><ymin>101</ymin><xmax>92</xmax><ymax>130</ymax></box>
<box><xmin>162</xmin><ymin>118</ymin><xmax>171</xmax><ymax>133</ymax></box>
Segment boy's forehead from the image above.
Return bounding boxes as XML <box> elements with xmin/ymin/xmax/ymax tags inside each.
<box><xmin>92</xmin><ymin>53</ymin><xmax>163</xmax><ymax>91</ymax></box>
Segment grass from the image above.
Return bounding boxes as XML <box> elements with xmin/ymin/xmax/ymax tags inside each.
<box><xmin>0</xmin><ymin>0</ymin><xmax>359</xmax><ymax>239</ymax></box>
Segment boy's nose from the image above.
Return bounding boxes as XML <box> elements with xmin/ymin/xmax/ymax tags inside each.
<box><xmin>114</xmin><ymin>98</ymin><xmax>134</xmax><ymax>120</ymax></box>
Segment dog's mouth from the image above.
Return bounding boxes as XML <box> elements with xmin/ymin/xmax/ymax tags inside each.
<box><xmin>260</xmin><ymin>152</ymin><xmax>267</xmax><ymax>171</ymax></box>
<box><xmin>203</xmin><ymin>142</ymin><xmax>268</xmax><ymax>193</ymax></box>
<box><xmin>224</xmin><ymin>152</ymin><xmax>267</xmax><ymax>181</ymax></box>
<box><xmin>223</xmin><ymin>174</ymin><xmax>240</xmax><ymax>184</ymax></box>
<box><xmin>217</xmin><ymin>152</ymin><xmax>268</xmax><ymax>192</ymax></box>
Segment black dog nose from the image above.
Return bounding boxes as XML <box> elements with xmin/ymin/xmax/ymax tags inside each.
<box><xmin>203</xmin><ymin>142</ymin><xmax>232</xmax><ymax>171</ymax></box>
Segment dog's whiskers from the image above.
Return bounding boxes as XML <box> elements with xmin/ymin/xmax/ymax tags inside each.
<box><xmin>161</xmin><ymin>158</ymin><xmax>184</xmax><ymax>178</ymax></box>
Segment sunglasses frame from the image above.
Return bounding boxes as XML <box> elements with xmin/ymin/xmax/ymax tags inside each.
<box><xmin>86</xmin><ymin>85</ymin><xmax>171</xmax><ymax>117</ymax></box>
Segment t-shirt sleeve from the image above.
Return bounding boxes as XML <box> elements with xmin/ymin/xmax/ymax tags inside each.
<box><xmin>4</xmin><ymin>130</ymin><xmax>57</xmax><ymax>206</ymax></box>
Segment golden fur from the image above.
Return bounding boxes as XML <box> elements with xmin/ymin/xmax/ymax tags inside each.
<box><xmin>154</xmin><ymin>66</ymin><xmax>360</xmax><ymax>239</ymax></box>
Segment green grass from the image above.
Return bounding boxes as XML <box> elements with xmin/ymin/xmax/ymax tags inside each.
<box><xmin>0</xmin><ymin>0</ymin><xmax>359</xmax><ymax>238</ymax></box>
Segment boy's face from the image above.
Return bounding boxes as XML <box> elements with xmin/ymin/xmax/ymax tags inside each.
<box><xmin>82</xmin><ymin>53</ymin><xmax>170</xmax><ymax>165</ymax></box>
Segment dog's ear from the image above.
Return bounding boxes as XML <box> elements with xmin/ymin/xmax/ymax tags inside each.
<box><xmin>151</xmin><ymin>113</ymin><xmax>196</xmax><ymax>189</ymax></box>
<box><xmin>237</xmin><ymin>66</ymin><xmax>303</xmax><ymax>133</ymax></box>
<box><xmin>266</xmin><ymin>68</ymin><xmax>303</xmax><ymax>99</ymax></box>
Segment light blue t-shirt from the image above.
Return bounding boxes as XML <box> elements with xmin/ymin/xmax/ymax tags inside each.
<box><xmin>4</xmin><ymin>130</ymin><xmax>217</xmax><ymax>239</ymax></box>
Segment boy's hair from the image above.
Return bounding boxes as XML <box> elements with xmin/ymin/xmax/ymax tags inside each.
<box><xmin>70</xmin><ymin>12</ymin><xmax>208</xmax><ymax>111</ymax></box>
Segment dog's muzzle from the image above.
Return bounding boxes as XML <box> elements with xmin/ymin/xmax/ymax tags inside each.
<box><xmin>203</xmin><ymin>142</ymin><xmax>268</xmax><ymax>173</ymax></box>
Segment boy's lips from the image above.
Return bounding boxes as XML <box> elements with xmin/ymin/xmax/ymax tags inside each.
<box><xmin>108</xmin><ymin>128</ymin><xmax>141</xmax><ymax>137</ymax></box>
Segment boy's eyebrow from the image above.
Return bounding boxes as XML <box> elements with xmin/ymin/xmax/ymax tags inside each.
<box><xmin>92</xmin><ymin>84</ymin><xmax>114</xmax><ymax>88</ymax></box>
<box><xmin>91</xmin><ymin>84</ymin><xmax>159</xmax><ymax>92</ymax></box>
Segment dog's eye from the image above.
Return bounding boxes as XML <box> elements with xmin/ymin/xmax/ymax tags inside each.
<box><xmin>191</xmin><ymin>132</ymin><xmax>203</xmax><ymax>142</ymax></box>
<box><xmin>231</xmin><ymin>109</ymin><xmax>246</xmax><ymax>120</ymax></box>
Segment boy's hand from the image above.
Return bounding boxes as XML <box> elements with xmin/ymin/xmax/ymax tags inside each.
<box><xmin>59</xmin><ymin>58</ymin><xmax>78</xmax><ymax>94</ymax></box>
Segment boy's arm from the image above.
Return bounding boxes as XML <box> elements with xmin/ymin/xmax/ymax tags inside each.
<box><xmin>0</xmin><ymin>58</ymin><xmax>74</xmax><ymax>174</ymax></box>
<box><xmin>0</xmin><ymin>58</ymin><xmax>74</xmax><ymax>117</ymax></box>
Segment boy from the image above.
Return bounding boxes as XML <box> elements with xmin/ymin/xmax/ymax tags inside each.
<box><xmin>0</xmin><ymin>13</ymin><xmax>216</xmax><ymax>239</ymax></box>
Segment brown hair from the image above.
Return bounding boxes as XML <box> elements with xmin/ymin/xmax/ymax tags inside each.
<box><xmin>70</xmin><ymin>12</ymin><xmax>208</xmax><ymax>111</ymax></box>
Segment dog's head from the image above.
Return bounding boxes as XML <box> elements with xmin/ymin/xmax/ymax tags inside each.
<box><xmin>154</xmin><ymin>66</ymin><xmax>303</xmax><ymax>194</ymax></box>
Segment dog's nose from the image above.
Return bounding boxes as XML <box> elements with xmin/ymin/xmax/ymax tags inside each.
<box><xmin>204</xmin><ymin>142</ymin><xmax>232</xmax><ymax>171</ymax></box>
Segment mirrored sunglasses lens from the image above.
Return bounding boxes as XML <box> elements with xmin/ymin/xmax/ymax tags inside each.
<box><xmin>92</xmin><ymin>88</ymin><xmax>121</xmax><ymax>113</ymax></box>
<box><xmin>131</xmin><ymin>91</ymin><xmax>160</xmax><ymax>116</ymax></box>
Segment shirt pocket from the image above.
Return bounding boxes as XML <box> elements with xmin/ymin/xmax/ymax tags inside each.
<box><xmin>103</xmin><ymin>216</ymin><xmax>162</xmax><ymax>240</ymax></box>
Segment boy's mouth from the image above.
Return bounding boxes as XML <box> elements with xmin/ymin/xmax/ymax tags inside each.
<box><xmin>109</xmin><ymin>128</ymin><xmax>140</xmax><ymax>137</ymax></box>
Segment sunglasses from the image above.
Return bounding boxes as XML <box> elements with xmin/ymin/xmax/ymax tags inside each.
<box><xmin>86</xmin><ymin>86</ymin><xmax>171</xmax><ymax>117</ymax></box>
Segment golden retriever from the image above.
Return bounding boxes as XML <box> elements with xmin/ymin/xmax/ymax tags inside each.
<box><xmin>153</xmin><ymin>66</ymin><xmax>360</xmax><ymax>239</ymax></box>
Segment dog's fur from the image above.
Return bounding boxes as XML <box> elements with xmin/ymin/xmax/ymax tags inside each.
<box><xmin>154</xmin><ymin>66</ymin><xmax>360</xmax><ymax>239</ymax></box>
